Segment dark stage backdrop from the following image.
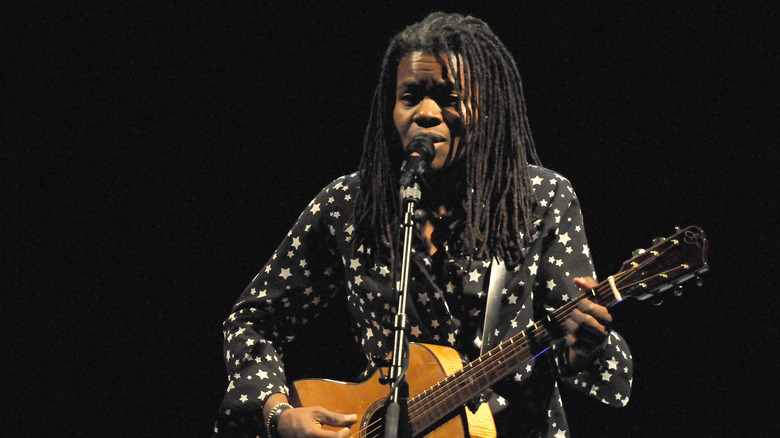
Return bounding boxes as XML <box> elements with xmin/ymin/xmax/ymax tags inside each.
<box><xmin>6</xmin><ymin>1</ymin><xmax>777</xmax><ymax>437</ymax></box>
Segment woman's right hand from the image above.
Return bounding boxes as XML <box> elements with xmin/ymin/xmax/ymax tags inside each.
<box><xmin>276</xmin><ymin>405</ymin><xmax>357</xmax><ymax>438</ymax></box>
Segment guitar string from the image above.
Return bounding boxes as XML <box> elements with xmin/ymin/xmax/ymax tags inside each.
<box><xmin>404</xmin><ymin>253</ymin><xmax>685</xmax><ymax>428</ymax></box>
<box><xmin>354</xmin><ymin>272</ymin><xmax>673</xmax><ymax>437</ymax></box>
<box><xmin>399</xmin><ymin>266</ymin><xmax>649</xmax><ymax>431</ymax></box>
<box><xmin>401</xmin><ymin>269</ymin><xmax>638</xmax><ymax>429</ymax></box>
<box><xmin>353</xmin><ymin>240</ymin><xmax>690</xmax><ymax>436</ymax></box>
<box><xmin>429</xmin><ymin>240</ymin><xmax>699</xmax><ymax>426</ymax></box>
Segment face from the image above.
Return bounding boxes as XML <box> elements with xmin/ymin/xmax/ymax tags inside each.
<box><xmin>393</xmin><ymin>51</ymin><xmax>467</xmax><ymax>171</ymax></box>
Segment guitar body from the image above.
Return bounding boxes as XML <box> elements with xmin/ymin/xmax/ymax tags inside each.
<box><xmin>290</xmin><ymin>343</ymin><xmax>496</xmax><ymax>438</ymax></box>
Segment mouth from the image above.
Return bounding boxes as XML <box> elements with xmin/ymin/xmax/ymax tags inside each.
<box><xmin>414</xmin><ymin>133</ymin><xmax>447</xmax><ymax>145</ymax></box>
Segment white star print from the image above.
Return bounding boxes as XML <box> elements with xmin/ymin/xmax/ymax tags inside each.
<box><xmin>220</xmin><ymin>171</ymin><xmax>635</xmax><ymax>427</ymax></box>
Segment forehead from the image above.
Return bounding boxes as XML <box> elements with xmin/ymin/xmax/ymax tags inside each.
<box><xmin>396</xmin><ymin>51</ymin><xmax>458</xmax><ymax>86</ymax></box>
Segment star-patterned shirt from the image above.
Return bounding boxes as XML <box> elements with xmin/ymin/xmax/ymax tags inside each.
<box><xmin>215</xmin><ymin>165</ymin><xmax>632</xmax><ymax>438</ymax></box>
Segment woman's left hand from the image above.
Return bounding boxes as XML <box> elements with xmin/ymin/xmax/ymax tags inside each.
<box><xmin>563</xmin><ymin>277</ymin><xmax>613</xmax><ymax>370</ymax></box>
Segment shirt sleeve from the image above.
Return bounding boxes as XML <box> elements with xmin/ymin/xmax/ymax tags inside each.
<box><xmin>535</xmin><ymin>175</ymin><xmax>633</xmax><ymax>407</ymax></box>
<box><xmin>214</xmin><ymin>177</ymin><xmax>349</xmax><ymax>437</ymax></box>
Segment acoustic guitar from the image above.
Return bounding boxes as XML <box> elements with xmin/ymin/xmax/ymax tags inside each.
<box><xmin>289</xmin><ymin>226</ymin><xmax>709</xmax><ymax>437</ymax></box>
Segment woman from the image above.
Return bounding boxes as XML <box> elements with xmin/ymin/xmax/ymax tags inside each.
<box><xmin>216</xmin><ymin>12</ymin><xmax>632</xmax><ymax>438</ymax></box>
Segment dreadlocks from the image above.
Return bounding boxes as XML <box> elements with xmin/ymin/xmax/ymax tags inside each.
<box><xmin>353</xmin><ymin>12</ymin><xmax>541</xmax><ymax>264</ymax></box>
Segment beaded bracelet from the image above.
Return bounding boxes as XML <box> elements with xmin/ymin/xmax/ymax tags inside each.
<box><xmin>265</xmin><ymin>402</ymin><xmax>293</xmax><ymax>438</ymax></box>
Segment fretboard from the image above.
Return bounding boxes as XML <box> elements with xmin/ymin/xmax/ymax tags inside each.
<box><xmin>406</xmin><ymin>286</ymin><xmax>615</xmax><ymax>435</ymax></box>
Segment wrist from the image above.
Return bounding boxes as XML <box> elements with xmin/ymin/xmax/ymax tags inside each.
<box><xmin>265</xmin><ymin>402</ymin><xmax>293</xmax><ymax>438</ymax></box>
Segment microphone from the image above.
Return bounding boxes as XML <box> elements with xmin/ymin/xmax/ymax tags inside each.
<box><xmin>399</xmin><ymin>135</ymin><xmax>435</xmax><ymax>188</ymax></box>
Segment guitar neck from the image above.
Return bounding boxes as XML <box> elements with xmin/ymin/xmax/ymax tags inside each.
<box><xmin>407</xmin><ymin>225</ymin><xmax>709</xmax><ymax>435</ymax></box>
<box><xmin>406</xmin><ymin>289</ymin><xmax>600</xmax><ymax>435</ymax></box>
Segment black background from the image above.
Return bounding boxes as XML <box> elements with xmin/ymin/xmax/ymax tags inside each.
<box><xmin>5</xmin><ymin>1</ymin><xmax>777</xmax><ymax>437</ymax></box>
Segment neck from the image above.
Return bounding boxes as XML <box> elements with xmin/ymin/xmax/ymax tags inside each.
<box><xmin>418</xmin><ymin>160</ymin><xmax>466</xmax><ymax>214</ymax></box>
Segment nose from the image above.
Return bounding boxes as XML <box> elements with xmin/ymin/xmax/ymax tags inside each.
<box><xmin>413</xmin><ymin>97</ymin><xmax>443</xmax><ymax>128</ymax></box>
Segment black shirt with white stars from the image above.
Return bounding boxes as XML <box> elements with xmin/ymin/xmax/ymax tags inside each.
<box><xmin>215</xmin><ymin>165</ymin><xmax>632</xmax><ymax>438</ymax></box>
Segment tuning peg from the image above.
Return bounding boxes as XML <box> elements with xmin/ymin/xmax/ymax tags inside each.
<box><xmin>632</xmin><ymin>248</ymin><xmax>646</xmax><ymax>256</ymax></box>
<box><xmin>651</xmin><ymin>295</ymin><xmax>664</xmax><ymax>306</ymax></box>
<box><xmin>674</xmin><ymin>285</ymin><xmax>684</xmax><ymax>297</ymax></box>
<box><xmin>696</xmin><ymin>276</ymin><xmax>704</xmax><ymax>287</ymax></box>
<box><xmin>652</xmin><ymin>237</ymin><xmax>666</xmax><ymax>245</ymax></box>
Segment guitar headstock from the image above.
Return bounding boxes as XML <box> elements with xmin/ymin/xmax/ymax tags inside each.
<box><xmin>610</xmin><ymin>226</ymin><xmax>709</xmax><ymax>303</ymax></box>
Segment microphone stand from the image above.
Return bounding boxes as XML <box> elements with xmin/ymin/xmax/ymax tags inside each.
<box><xmin>383</xmin><ymin>179</ymin><xmax>422</xmax><ymax>438</ymax></box>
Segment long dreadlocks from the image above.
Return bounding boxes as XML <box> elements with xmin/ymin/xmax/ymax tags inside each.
<box><xmin>352</xmin><ymin>12</ymin><xmax>541</xmax><ymax>264</ymax></box>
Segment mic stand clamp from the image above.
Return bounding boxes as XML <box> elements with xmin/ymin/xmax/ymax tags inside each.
<box><xmin>383</xmin><ymin>182</ymin><xmax>422</xmax><ymax>438</ymax></box>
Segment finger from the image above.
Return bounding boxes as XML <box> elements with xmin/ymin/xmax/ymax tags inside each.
<box><xmin>317</xmin><ymin>408</ymin><xmax>358</xmax><ymax>427</ymax></box>
<box><xmin>311</xmin><ymin>427</ymin><xmax>353</xmax><ymax>438</ymax></box>
<box><xmin>573</xmin><ymin>276</ymin><xmax>598</xmax><ymax>289</ymax></box>
<box><xmin>578</xmin><ymin>299</ymin><xmax>613</xmax><ymax>327</ymax></box>
<box><xmin>568</xmin><ymin>308</ymin><xmax>610</xmax><ymax>339</ymax></box>
<box><xmin>310</xmin><ymin>428</ymin><xmax>347</xmax><ymax>438</ymax></box>
<box><xmin>309</xmin><ymin>423</ymin><xmax>355</xmax><ymax>438</ymax></box>
<box><xmin>563</xmin><ymin>316</ymin><xmax>579</xmax><ymax>336</ymax></box>
<box><xmin>575</xmin><ymin>322</ymin><xmax>608</xmax><ymax>347</ymax></box>
<box><xmin>335</xmin><ymin>427</ymin><xmax>353</xmax><ymax>438</ymax></box>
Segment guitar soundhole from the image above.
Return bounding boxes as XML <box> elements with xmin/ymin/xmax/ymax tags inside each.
<box><xmin>360</xmin><ymin>399</ymin><xmax>387</xmax><ymax>438</ymax></box>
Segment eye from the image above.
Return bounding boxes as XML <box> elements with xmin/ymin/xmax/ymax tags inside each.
<box><xmin>399</xmin><ymin>92</ymin><xmax>421</xmax><ymax>106</ymax></box>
